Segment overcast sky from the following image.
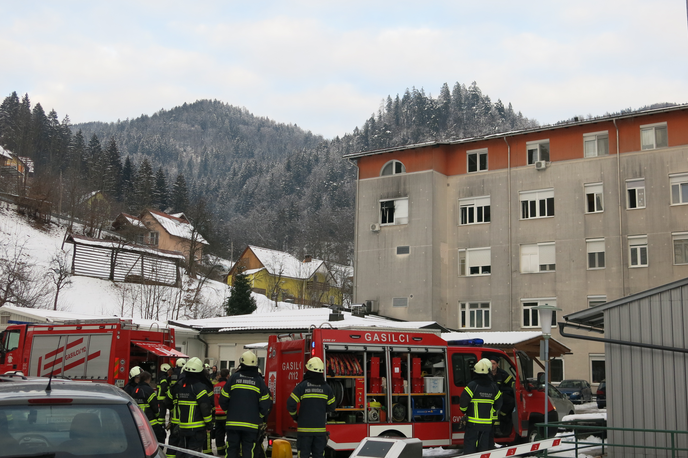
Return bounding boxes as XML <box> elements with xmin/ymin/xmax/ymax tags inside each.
<box><xmin>1</xmin><ymin>1</ymin><xmax>687</xmax><ymax>139</ymax></box>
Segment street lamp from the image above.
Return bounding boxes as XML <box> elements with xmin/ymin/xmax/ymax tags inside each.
<box><xmin>533</xmin><ymin>303</ymin><xmax>561</xmax><ymax>439</ymax></box>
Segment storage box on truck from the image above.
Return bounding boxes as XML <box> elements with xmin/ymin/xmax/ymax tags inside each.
<box><xmin>265</xmin><ymin>327</ymin><xmax>557</xmax><ymax>451</ymax></box>
<box><xmin>0</xmin><ymin>320</ymin><xmax>187</xmax><ymax>386</ymax></box>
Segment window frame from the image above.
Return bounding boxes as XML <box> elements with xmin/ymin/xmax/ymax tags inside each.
<box><xmin>590</xmin><ymin>354</ymin><xmax>606</xmax><ymax>384</ymax></box>
<box><xmin>626</xmin><ymin>178</ymin><xmax>646</xmax><ymax>209</ymax></box>
<box><xmin>583</xmin><ymin>131</ymin><xmax>609</xmax><ymax>157</ymax></box>
<box><xmin>458</xmin><ymin>247</ymin><xmax>491</xmax><ymax>276</ymax></box>
<box><xmin>520</xmin><ymin>242</ymin><xmax>556</xmax><ymax>273</ymax></box>
<box><xmin>380</xmin><ymin>197</ymin><xmax>409</xmax><ymax>226</ymax></box>
<box><xmin>521</xmin><ymin>298</ymin><xmax>557</xmax><ymax>329</ymax></box>
<box><xmin>149</xmin><ymin>231</ymin><xmax>159</xmax><ymax>246</ymax></box>
<box><xmin>586</xmin><ymin>238</ymin><xmax>606</xmax><ymax>270</ymax></box>
<box><xmin>467</xmin><ymin>148</ymin><xmax>488</xmax><ymax>173</ymax></box>
<box><xmin>672</xmin><ymin>232</ymin><xmax>688</xmax><ymax>265</ymax></box>
<box><xmin>459</xmin><ymin>196</ymin><xmax>491</xmax><ymax>225</ymax></box>
<box><xmin>381</xmin><ymin>160</ymin><xmax>406</xmax><ymax>176</ymax></box>
<box><xmin>640</xmin><ymin>122</ymin><xmax>668</xmax><ymax>151</ymax></box>
<box><xmin>520</xmin><ymin>189</ymin><xmax>555</xmax><ymax>219</ymax></box>
<box><xmin>587</xmin><ymin>295</ymin><xmax>607</xmax><ymax>308</ymax></box>
<box><xmin>670</xmin><ymin>173</ymin><xmax>688</xmax><ymax>205</ymax></box>
<box><xmin>392</xmin><ymin>297</ymin><xmax>408</xmax><ymax>308</ymax></box>
<box><xmin>629</xmin><ymin>235</ymin><xmax>648</xmax><ymax>268</ymax></box>
<box><xmin>459</xmin><ymin>302</ymin><xmax>491</xmax><ymax>329</ymax></box>
<box><xmin>527</xmin><ymin>139</ymin><xmax>550</xmax><ymax>165</ymax></box>
<box><xmin>396</xmin><ymin>246</ymin><xmax>410</xmax><ymax>255</ymax></box>
<box><xmin>550</xmin><ymin>358</ymin><xmax>564</xmax><ymax>383</ymax></box>
<box><xmin>584</xmin><ymin>183</ymin><xmax>604</xmax><ymax>214</ymax></box>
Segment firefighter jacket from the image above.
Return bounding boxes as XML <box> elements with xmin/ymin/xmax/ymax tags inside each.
<box><xmin>170</xmin><ymin>367</ymin><xmax>184</xmax><ymax>387</ymax></box>
<box><xmin>156</xmin><ymin>371</ymin><xmax>170</xmax><ymax>420</ymax></box>
<box><xmin>492</xmin><ymin>367</ymin><xmax>515</xmax><ymax>390</ymax></box>
<box><xmin>213</xmin><ymin>377</ymin><xmax>228</xmax><ymax>421</ymax></box>
<box><xmin>169</xmin><ymin>373</ymin><xmax>213</xmax><ymax>433</ymax></box>
<box><xmin>133</xmin><ymin>382</ymin><xmax>161</xmax><ymax>426</ymax></box>
<box><xmin>286</xmin><ymin>372</ymin><xmax>336</xmax><ymax>436</ymax></box>
<box><xmin>123</xmin><ymin>378</ymin><xmax>138</xmax><ymax>397</ymax></box>
<box><xmin>459</xmin><ymin>374</ymin><xmax>503</xmax><ymax>425</ymax></box>
<box><xmin>219</xmin><ymin>365</ymin><xmax>273</xmax><ymax>432</ymax></box>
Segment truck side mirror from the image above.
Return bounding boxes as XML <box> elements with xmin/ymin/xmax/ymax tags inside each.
<box><xmin>537</xmin><ymin>372</ymin><xmax>545</xmax><ymax>385</ymax></box>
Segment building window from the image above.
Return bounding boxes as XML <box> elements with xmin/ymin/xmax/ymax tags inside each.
<box><xmin>458</xmin><ymin>247</ymin><xmax>491</xmax><ymax>276</ymax></box>
<box><xmin>588</xmin><ymin>295</ymin><xmax>607</xmax><ymax>307</ymax></box>
<box><xmin>149</xmin><ymin>231</ymin><xmax>159</xmax><ymax>246</ymax></box>
<box><xmin>590</xmin><ymin>354</ymin><xmax>605</xmax><ymax>384</ymax></box>
<box><xmin>396</xmin><ymin>246</ymin><xmax>410</xmax><ymax>255</ymax></box>
<box><xmin>550</xmin><ymin>359</ymin><xmax>564</xmax><ymax>383</ymax></box>
<box><xmin>460</xmin><ymin>302</ymin><xmax>491</xmax><ymax>329</ymax></box>
<box><xmin>459</xmin><ymin>196</ymin><xmax>490</xmax><ymax>225</ymax></box>
<box><xmin>381</xmin><ymin>160</ymin><xmax>406</xmax><ymax>176</ymax></box>
<box><xmin>673</xmin><ymin>232</ymin><xmax>688</xmax><ymax>265</ymax></box>
<box><xmin>629</xmin><ymin>235</ymin><xmax>648</xmax><ymax>267</ymax></box>
<box><xmin>585</xmin><ymin>183</ymin><xmax>604</xmax><ymax>213</ymax></box>
<box><xmin>670</xmin><ymin>173</ymin><xmax>688</xmax><ymax>205</ymax></box>
<box><xmin>520</xmin><ymin>189</ymin><xmax>554</xmax><ymax>219</ymax></box>
<box><xmin>520</xmin><ymin>242</ymin><xmax>555</xmax><ymax>273</ymax></box>
<box><xmin>522</xmin><ymin>299</ymin><xmax>557</xmax><ymax>328</ymax></box>
<box><xmin>527</xmin><ymin>140</ymin><xmax>550</xmax><ymax>164</ymax></box>
<box><xmin>136</xmin><ymin>233</ymin><xmax>145</xmax><ymax>245</ymax></box>
<box><xmin>626</xmin><ymin>179</ymin><xmax>646</xmax><ymax>209</ymax></box>
<box><xmin>467</xmin><ymin>148</ymin><xmax>488</xmax><ymax>173</ymax></box>
<box><xmin>586</xmin><ymin>239</ymin><xmax>605</xmax><ymax>269</ymax></box>
<box><xmin>380</xmin><ymin>198</ymin><xmax>408</xmax><ymax>225</ymax></box>
<box><xmin>640</xmin><ymin>123</ymin><xmax>668</xmax><ymax>150</ymax></box>
<box><xmin>392</xmin><ymin>297</ymin><xmax>408</xmax><ymax>307</ymax></box>
<box><xmin>584</xmin><ymin>132</ymin><xmax>609</xmax><ymax>157</ymax></box>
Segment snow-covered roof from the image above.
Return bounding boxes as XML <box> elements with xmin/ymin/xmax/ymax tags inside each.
<box><xmin>66</xmin><ymin>234</ymin><xmax>186</xmax><ymax>260</ymax></box>
<box><xmin>248</xmin><ymin>246</ymin><xmax>326</xmax><ymax>280</ymax></box>
<box><xmin>121</xmin><ymin>213</ymin><xmax>146</xmax><ymax>229</ymax></box>
<box><xmin>0</xmin><ymin>146</ymin><xmax>12</xmax><ymax>160</ymax></box>
<box><xmin>147</xmin><ymin>209</ymin><xmax>208</xmax><ymax>245</ymax></box>
<box><xmin>0</xmin><ymin>304</ymin><xmax>196</xmax><ymax>334</ymax></box>
<box><xmin>171</xmin><ymin>308</ymin><xmax>444</xmax><ymax>333</ymax></box>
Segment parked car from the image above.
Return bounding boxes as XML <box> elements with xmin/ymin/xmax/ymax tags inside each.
<box><xmin>547</xmin><ymin>383</ymin><xmax>576</xmax><ymax>421</ymax></box>
<box><xmin>557</xmin><ymin>379</ymin><xmax>593</xmax><ymax>403</ymax></box>
<box><xmin>0</xmin><ymin>378</ymin><xmax>164</xmax><ymax>458</ymax></box>
<box><xmin>596</xmin><ymin>380</ymin><xmax>606</xmax><ymax>409</ymax></box>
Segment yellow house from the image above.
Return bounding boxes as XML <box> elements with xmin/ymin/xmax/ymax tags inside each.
<box><xmin>0</xmin><ymin>146</ymin><xmax>27</xmax><ymax>194</ymax></box>
<box><xmin>112</xmin><ymin>209</ymin><xmax>208</xmax><ymax>265</ymax></box>
<box><xmin>228</xmin><ymin>246</ymin><xmax>344</xmax><ymax>307</ymax></box>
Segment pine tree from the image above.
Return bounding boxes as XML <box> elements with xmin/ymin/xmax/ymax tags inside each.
<box><xmin>170</xmin><ymin>173</ymin><xmax>189</xmax><ymax>213</ymax></box>
<box><xmin>0</xmin><ymin>91</ymin><xmax>20</xmax><ymax>153</ymax></box>
<box><xmin>102</xmin><ymin>137</ymin><xmax>123</xmax><ymax>199</ymax></box>
<box><xmin>121</xmin><ymin>156</ymin><xmax>137</xmax><ymax>212</ymax></box>
<box><xmin>85</xmin><ymin>134</ymin><xmax>103</xmax><ymax>191</ymax></box>
<box><xmin>224</xmin><ymin>271</ymin><xmax>257</xmax><ymax>316</ymax></box>
<box><xmin>153</xmin><ymin>167</ymin><xmax>168</xmax><ymax>211</ymax></box>
<box><xmin>134</xmin><ymin>158</ymin><xmax>155</xmax><ymax>211</ymax></box>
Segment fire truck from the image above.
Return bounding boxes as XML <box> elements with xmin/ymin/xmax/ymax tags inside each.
<box><xmin>265</xmin><ymin>327</ymin><xmax>556</xmax><ymax>451</ymax></box>
<box><xmin>0</xmin><ymin>319</ymin><xmax>187</xmax><ymax>387</ymax></box>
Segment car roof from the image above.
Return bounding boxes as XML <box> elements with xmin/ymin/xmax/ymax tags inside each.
<box><xmin>0</xmin><ymin>379</ymin><xmax>133</xmax><ymax>405</ymax></box>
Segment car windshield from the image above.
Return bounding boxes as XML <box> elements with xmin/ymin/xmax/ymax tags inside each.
<box><xmin>0</xmin><ymin>404</ymin><xmax>144</xmax><ymax>458</ymax></box>
<box><xmin>559</xmin><ymin>380</ymin><xmax>582</xmax><ymax>388</ymax></box>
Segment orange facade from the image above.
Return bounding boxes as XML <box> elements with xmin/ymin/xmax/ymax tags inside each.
<box><xmin>354</xmin><ymin>108</ymin><xmax>688</xmax><ymax>179</ymax></box>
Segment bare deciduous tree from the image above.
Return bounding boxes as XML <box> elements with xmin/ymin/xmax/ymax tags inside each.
<box><xmin>49</xmin><ymin>249</ymin><xmax>72</xmax><ymax>310</ymax></box>
<box><xmin>0</xmin><ymin>238</ymin><xmax>49</xmax><ymax>308</ymax></box>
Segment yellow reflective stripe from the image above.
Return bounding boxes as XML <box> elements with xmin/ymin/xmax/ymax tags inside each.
<box><xmin>290</xmin><ymin>393</ymin><xmax>301</xmax><ymax>403</ymax></box>
<box><xmin>288</xmin><ymin>410</ymin><xmax>297</xmax><ymax>415</ymax></box>
<box><xmin>232</xmin><ymin>384</ymin><xmax>260</xmax><ymax>393</ymax></box>
<box><xmin>180</xmin><ymin>421</ymin><xmax>206</xmax><ymax>428</ymax></box>
<box><xmin>221</xmin><ymin>390</ymin><xmax>230</xmax><ymax>398</ymax></box>
<box><xmin>298</xmin><ymin>427</ymin><xmax>327</xmax><ymax>433</ymax></box>
<box><xmin>196</xmin><ymin>390</ymin><xmax>209</xmax><ymax>399</ymax></box>
<box><xmin>302</xmin><ymin>393</ymin><xmax>328</xmax><ymax>399</ymax></box>
<box><xmin>464</xmin><ymin>386</ymin><xmax>474</xmax><ymax>397</ymax></box>
<box><xmin>226</xmin><ymin>421</ymin><xmax>259</xmax><ymax>429</ymax></box>
<box><xmin>468</xmin><ymin>418</ymin><xmax>493</xmax><ymax>424</ymax></box>
<box><xmin>260</xmin><ymin>393</ymin><xmax>271</xmax><ymax>401</ymax></box>
<box><xmin>327</xmin><ymin>397</ymin><xmax>336</xmax><ymax>405</ymax></box>
<box><xmin>178</xmin><ymin>401</ymin><xmax>198</xmax><ymax>406</ymax></box>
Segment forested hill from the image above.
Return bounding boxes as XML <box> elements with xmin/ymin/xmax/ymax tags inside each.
<box><xmin>0</xmin><ymin>82</ymin><xmax>537</xmax><ymax>265</ymax></box>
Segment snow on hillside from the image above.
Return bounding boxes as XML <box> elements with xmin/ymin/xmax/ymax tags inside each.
<box><xmin>0</xmin><ymin>205</ymin><xmax>297</xmax><ymax>320</ymax></box>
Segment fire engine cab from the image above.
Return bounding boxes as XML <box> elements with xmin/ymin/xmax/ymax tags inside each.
<box><xmin>266</xmin><ymin>327</ymin><xmax>556</xmax><ymax>451</ymax></box>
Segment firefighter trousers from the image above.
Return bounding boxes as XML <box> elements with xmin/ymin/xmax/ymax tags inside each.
<box><xmin>463</xmin><ymin>423</ymin><xmax>493</xmax><ymax>454</ymax></box>
<box><xmin>296</xmin><ymin>434</ymin><xmax>328</xmax><ymax>458</ymax></box>
<box><xmin>226</xmin><ymin>429</ymin><xmax>258</xmax><ymax>458</ymax></box>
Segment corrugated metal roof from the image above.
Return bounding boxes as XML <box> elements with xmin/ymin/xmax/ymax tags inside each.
<box><xmin>148</xmin><ymin>210</ymin><xmax>208</xmax><ymax>245</ymax></box>
<box><xmin>66</xmin><ymin>234</ymin><xmax>186</xmax><ymax>260</ymax></box>
<box><xmin>249</xmin><ymin>246</ymin><xmax>325</xmax><ymax>280</ymax></box>
<box><xmin>171</xmin><ymin>308</ymin><xmax>442</xmax><ymax>333</ymax></box>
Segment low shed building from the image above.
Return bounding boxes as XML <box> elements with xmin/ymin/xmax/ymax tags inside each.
<box><xmin>561</xmin><ymin>277</ymin><xmax>688</xmax><ymax>458</ymax></box>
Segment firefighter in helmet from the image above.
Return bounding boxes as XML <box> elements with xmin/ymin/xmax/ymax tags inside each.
<box><xmin>133</xmin><ymin>371</ymin><xmax>165</xmax><ymax>443</ymax></box>
<box><xmin>459</xmin><ymin>358</ymin><xmax>503</xmax><ymax>454</ymax></box>
<box><xmin>287</xmin><ymin>357</ymin><xmax>336</xmax><ymax>458</ymax></box>
<box><xmin>220</xmin><ymin>351</ymin><xmax>273</xmax><ymax>458</ymax></box>
<box><xmin>167</xmin><ymin>357</ymin><xmax>214</xmax><ymax>456</ymax></box>
<box><xmin>124</xmin><ymin>366</ymin><xmax>142</xmax><ymax>397</ymax></box>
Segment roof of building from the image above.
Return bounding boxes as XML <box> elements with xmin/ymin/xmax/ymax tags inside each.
<box><xmin>0</xmin><ymin>146</ymin><xmax>12</xmax><ymax>160</ymax></box>
<box><xmin>66</xmin><ymin>234</ymin><xmax>186</xmax><ymax>260</ymax></box>
<box><xmin>146</xmin><ymin>209</ymin><xmax>209</xmax><ymax>245</ymax></box>
<box><xmin>171</xmin><ymin>307</ymin><xmax>446</xmax><ymax>333</ymax></box>
<box><xmin>343</xmin><ymin>103</ymin><xmax>688</xmax><ymax>160</ymax></box>
<box><xmin>442</xmin><ymin>331</ymin><xmax>571</xmax><ymax>358</ymax></box>
<box><xmin>247</xmin><ymin>246</ymin><xmax>326</xmax><ymax>280</ymax></box>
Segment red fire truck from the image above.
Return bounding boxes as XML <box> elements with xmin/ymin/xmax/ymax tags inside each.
<box><xmin>0</xmin><ymin>319</ymin><xmax>187</xmax><ymax>386</ymax></box>
<box><xmin>266</xmin><ymin>327</ymin><xmax>556</xmax><ymax>451</ymax></box>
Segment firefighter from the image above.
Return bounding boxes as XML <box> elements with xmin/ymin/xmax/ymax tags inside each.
<box><xmin>212</xmin><ymin>368</ymin><xmax>230</xmax><ymax>456</ymax></box>
<box><xmin>157</xmin><ymin>363</ymin><xmax>172</xmax><ymax>426</ymax></box>
<box><xmin>166</xmin><ymin>359</ymin><xmax>187</xmax><ymax>458</ymax></box>
<box><xmin>460</xmin><ymin>358</ymin><xmax>503</xmax><ymax>454</ymax></box>
<box><xmin>171</xmin><ymin>358</ymin><xmax>187</xmax><ymax>387</ymax></box>
<box><xmin>124</xmin><ymin>366</ymin><xmax>142</xmax><ymax>397</ymax></box>
<box><xmin>167</xmin><ymin>357</ymin><xmax>213</xmax><ymax>457</ymax></box>
<box><xmin>134</xmin><ymin>371</ymin><xmax>165</xmax><ymax>444</ymax></box>
<box><xmin>287</xmin><ymin>357</ymin><xmax>336</xmax><ymax>458</ymax></box>
<box><xmin>490</xmin><ymin>359</ymin><xmax>515</xmax><ymax>437</ymax></box>
<box><xmin>220</xmin><ymin>351</ymin><xmax>273</xmax><ymax>458</ymax></box>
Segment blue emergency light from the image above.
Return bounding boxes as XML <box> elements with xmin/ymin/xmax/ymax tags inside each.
<box><xmin>447</xmin><ymin>338</ymin><xmax>484</xmax><ymax>346</ymax></box>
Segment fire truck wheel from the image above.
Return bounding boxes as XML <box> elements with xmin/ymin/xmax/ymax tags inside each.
<box><xmin>378</xmin><ymin>430</ymin><xmax>405</xmax><ymax>438</ymax></box>
<box><xmin>527</xmin><ymin>425</ymin><xmax>541</xmax><ymax>442</ymax></box>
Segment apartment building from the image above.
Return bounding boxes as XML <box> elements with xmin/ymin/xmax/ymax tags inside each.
<box><xmin>344</xmin><ymin>105</ymin><xmax>688</xmax><ymax>383</ymax></box>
